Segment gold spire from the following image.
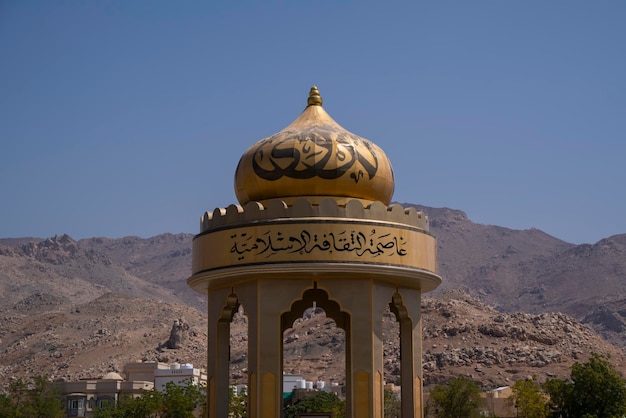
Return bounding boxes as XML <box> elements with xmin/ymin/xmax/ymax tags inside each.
<box><xmin>307</xmin><ymin>85</ymin><xmax>323</xmax><ymax>107</ymax></box>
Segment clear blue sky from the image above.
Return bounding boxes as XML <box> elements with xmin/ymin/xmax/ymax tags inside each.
<box><xmin>1</xmin><ymin>1</ymin><xmax>624</xmax><ymax>244</ymax></box>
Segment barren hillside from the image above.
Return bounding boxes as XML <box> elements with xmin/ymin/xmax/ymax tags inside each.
<box><xmin>1</xmin><ymin>289</ymin><xmax>623</xmax><ymax>392</ymax></box>
<box><xmin>2</xmin><ymin>203</ymin><xmax>626</xmax><ymax>391</ymax></box>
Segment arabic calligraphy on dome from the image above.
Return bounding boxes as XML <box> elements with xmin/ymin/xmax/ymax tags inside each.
<box><xmin>251</xmin><ymin>127</ymin><xmax>379</xmax><ymax>184</ymax></box>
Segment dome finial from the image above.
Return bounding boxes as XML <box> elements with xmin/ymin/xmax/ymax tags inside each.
<box><xmin>307</xmin><ymin>85</ymin><xmax>323</xmax><ymax>107</ymax></box>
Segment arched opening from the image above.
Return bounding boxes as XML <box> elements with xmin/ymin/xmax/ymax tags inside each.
<box><xmin>229</xmin><ymin>304</ymin><xmax>248</xmax><ymax>417</ymax></box>
<box><xmin>383</xmin><ymin>300</ymin><xmax>402</xmax><ymax>417</ymax></box>
<box><xmin>389</xmin><ymin>291</ymin><xmax>415</xmax><ymax>418</ymax></box>
<box><xmin>228</xmin><ymin>304</ymin><xmax>248</xmax><ymax>385</ymax></box>
<box><xmin>280</xmin><ymin>286</ymin><xmax>349</xmax><ymax>416</ymax></box>
<box><xmin>217</xmin><ymin>293</ymin><xmax>249</xmax><ymax>417</ymax></box>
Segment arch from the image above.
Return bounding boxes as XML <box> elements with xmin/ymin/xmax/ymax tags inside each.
<box><xmin>210</xmin><ymin>291</ymin><xmax>245</xmax><ymax>418</ymax></box>
<box><xmin>280</xmin><ymin>285</ymin><xmax>351</xmax><ymax>415</ymax></box>
<box><xmin>389</xmin><ymin>291</ymin><xmax>410</xmax><ymax>322</ymax></box>
<box><xmin>219</xmin><ymin>292</ymin><xmax>240</xmax><ymax>322</ymax></box>
<box><xmin>281</xmin><ymin>286</ymin><xmax>349</xmax><ymax>333</ymax></box>
<box><xmin>389</xmin><ymin>290</ymin><xmax>423</xmax><ymax>417</ymax></box>
<box><xmin>218</xmin><ymin>293</ymin><xmax>241</xmax><ymax>322</ymax></box>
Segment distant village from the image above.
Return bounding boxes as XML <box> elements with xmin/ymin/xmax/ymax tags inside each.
<box><xmin>54</xmin><ymin>360</ymin><xmax>519</xmax><ymax>417</ymax></box>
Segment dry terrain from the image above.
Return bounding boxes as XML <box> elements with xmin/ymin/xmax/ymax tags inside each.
<box><xmin>1</xmin><ymin>203</ymin><xmax>626</xmax><ymax>391</ymax></box>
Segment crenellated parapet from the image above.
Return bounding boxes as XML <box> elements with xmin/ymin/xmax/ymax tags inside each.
<box><xmin>200</xmin><ymin>198</ymin><xmax>430</xmax><ymax>233</ymax></box>
<box><xmin>190</xmin><ymin>197</ymin><xmax>439</xmax><ymax>293</ymax></box>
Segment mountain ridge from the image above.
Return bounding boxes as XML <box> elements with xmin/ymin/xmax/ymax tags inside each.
<box><xmin>2</xmin><ymin>203</ymin><xmax>625</xmax><ymax>390</ymax></box>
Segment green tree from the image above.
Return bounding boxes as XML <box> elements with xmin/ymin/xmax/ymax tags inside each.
<box><xmin>0</xmin><ymin>394</ymin><xmax>16</xmax><ymax>418</ymax></box>
<box><xmin>545</xmin><ymin>353</ymin><xmax>626</xmax><ymax>418</ymax></box>
<box><xmin>93</xmin><ymin>378</ymin><xmax>205</xmax><ymax>418</ymax></box>
<box><xmin>0</xmin><ymin>378</ymin><xmax>29</xmax><ymax>417</ymax></box>
<box><xmin>384</xmin><ymin>387</ymin><xmax>401</xmax><ymax>418</ymax></box>
<box><xmin>283</xmin><ymin>391</ymin><xmax>345</xmax><ymax>418</ymax></box>
<box><xmin>229</xmin><ymin>387</ymin><xmax>248</xmax><ymax>418</ymax></box>
<box><xmin>161</xmin><ymin>380</ymin><xmax>205</xmax><ymax>418</ymax></box>
<box><xmin>428</xmin><ymin>376</ymin><xmax>482</xmax><ymax>418</ymax></box>
<box><xmin>543</xmin><ymin>378</ymin><xmax>574</xmax><ymax>418</ymax></box>
<box><xmin>94</xmin><ymin>392</ymin><xmax>163</xmax><ymax>418</ymax></box>
<box><xmin>511</xmin><ymin>378</ymin><xmax>548</xmax><ymax>418</ymax></box>
<box><xmin>0</xmin><ymin>376</ymin><xmax>64</xmax><ymax>418</ymax></box>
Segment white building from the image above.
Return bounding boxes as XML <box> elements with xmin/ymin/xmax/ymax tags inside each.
<box><xmin>153</xmin><ymin>362</ymin><xmax>206</xmax><ymax>392</ymax></box>
<box><xmin>283</xmin><ymin>373</ymin><xmax>305</xmax><ymax>394</ymax></box>
<box><xmin>56</xmin><ymin>361</ymin><xmax>206</xmax><ymax>417</ymax></box>
<box><xmin>57</xmin><ymin>372</ymin><xmax>154</xmax><ymax>418</ymax></box>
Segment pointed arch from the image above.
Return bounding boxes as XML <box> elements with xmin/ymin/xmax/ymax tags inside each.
<box><xmin>389</xmin><ymin>291</ymin><xmax>410</xmax><ymax>323</ymax></box>
<box><xmin>220</xmin><ymin>292</ymin><xmax>240</xmax><ymax>322</ymax></box>
<box><xmin>389</xmin><ymin>290</ymin><xmax>423</xmax><ymax>417</ymax></box>
<box><xmin>281</xmin><ymin>286</ymin><xmax>349</xmax><ymax>333</ymax></box>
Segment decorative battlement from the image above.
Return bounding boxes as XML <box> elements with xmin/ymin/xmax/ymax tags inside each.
<box><xmin>200</xmin><ymin>198</ymin><xmax>429</xmax><ymax>233</ymax></box>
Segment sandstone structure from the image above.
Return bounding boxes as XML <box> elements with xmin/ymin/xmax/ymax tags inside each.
<box><xmin>188</xmin><ymin>87</ymin><xmax>441</xmax><ymax>417</ymax></box>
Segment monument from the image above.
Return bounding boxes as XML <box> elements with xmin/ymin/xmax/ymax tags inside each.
<box><xmin>188</xmin><ymin>86</ymin><xmax>441</xmax><ymax>417</ymax></box>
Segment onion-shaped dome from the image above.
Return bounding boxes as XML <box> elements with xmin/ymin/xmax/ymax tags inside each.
<box><xmin>234</xmin><ymin>86</ymin><xmax>395</xmax><ymax>206</ymax></box>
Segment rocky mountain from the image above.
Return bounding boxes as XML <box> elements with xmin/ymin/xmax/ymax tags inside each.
<box><xmin>403</xmin><ymin>204</ymin><xmax>626</xmax><ymax>348</ymax></box>
<box><xmin>0</xmin><ymin>293</ymin><xmax>207</xmax><ymax>383</ymax></box>
<box><xmin>1</xmin><ymin>203</ymin><xmax>626</xmax><ymax>391</ymax></box>
<box><xmin>1</xmin><ymin>288</ymin><xmax>623</xmax><ymax>392</ymax></box>
<box><xmin>279</xmin><ymin>289</ymin><xmax>626</xmax><ymax>389</ymax></box>
<box><xmin>418</xmin><ymin>290</ymin><xmax>625</xmax><ymax>388</ymax></box>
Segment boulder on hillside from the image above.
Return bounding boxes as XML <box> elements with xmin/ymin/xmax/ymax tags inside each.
<box><xmin>166</xmin><ymin>318</ymin><xmax>189</xmax><ymax>349</ymax></box>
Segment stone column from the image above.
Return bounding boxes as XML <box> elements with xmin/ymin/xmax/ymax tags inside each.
<box><xmin>323</xmin><ymin>279</ymin><xmax>387</xmax><ymax>418</ymax></box>
<box><xmin>392</xmin><ymin>288</ymin><xmax>424</xmax><ymax>418</ymax></box>
<box><xmin>206</xmin><ymin>288</ymin><xmax>234</xmax><ymax>418</ymax></box>
<box><xmin>240</xmin><ymin>279</ymin><xmax>304</xmax><ymax>418</ymax></box>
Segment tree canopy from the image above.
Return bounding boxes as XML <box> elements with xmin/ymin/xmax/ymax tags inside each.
<box><xmin>0</xmin><ymin>375</ymin><xmax>64</xmax><ymax>418</ymax></box>
<box><xmin>229</xmin><ymin>387</ymin><xmax>248</xmax><ymax>418</ymax></box>
<box><xmin>428</xmin><ymin>375</ymin><xmax>482</xmax><ymax>418</ymax></box>
<box><xmin>545</xmin><ymin>353</ymin><xmax>626</xmax><ymax>418</ymax></box>
<box><xmin>93</xmin><ymin>378</ymin><xmax>206</xmax><ymax>418</ymax></box>
<box><xmin>511</xmin><ymin>377</ymin><xmax>548</xmax><ymax>418</ymax></box>
<box><xmin>384</xmin><ymin>387</ymin><xmax>401</xmax><ymax>418</ymax></box>
<box><xmin>283</xmin><ymin>390</ymin><xmax>345</xmax><ymax>418</ymax></box>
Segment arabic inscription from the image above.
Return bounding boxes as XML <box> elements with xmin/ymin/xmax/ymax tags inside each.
<box><xmin>251</xmin><ymin>128</ymin><xmax>379</xmax><ymax>184</ymax></box>
<box><xmin>230</xmin><ymin>228</ymin><xmax>407</xmax><ymax>261</ymax></box>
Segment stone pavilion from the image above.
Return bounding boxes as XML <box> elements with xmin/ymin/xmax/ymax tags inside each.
<box><xmin>188</xmin><ymin>86</ymin><xmax>441</xmax><ymax>417</ymax></box>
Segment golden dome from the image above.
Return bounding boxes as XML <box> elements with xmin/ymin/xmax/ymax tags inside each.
<box><xmin>234</xmin><ymin>86</ymin><xmax>395</xmax><ymax>205</ymax></box>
